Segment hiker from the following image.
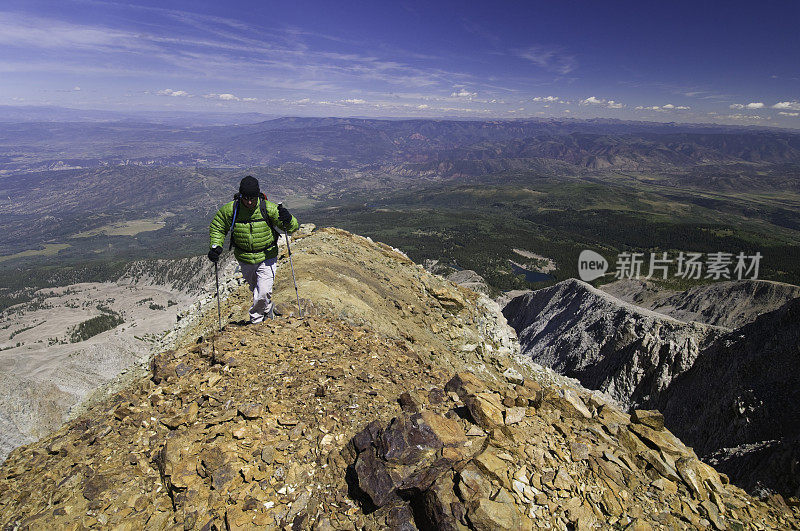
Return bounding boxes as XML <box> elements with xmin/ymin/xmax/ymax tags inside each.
<box><xmin>208</xmin><ymin>176</ymin><xmax>299</xmax><ymax>323</ymax></box>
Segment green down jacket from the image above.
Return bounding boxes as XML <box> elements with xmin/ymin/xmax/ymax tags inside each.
<box><xmin>209</xmin><ymin>198</ymin><xmax>299</xmax><ymax>264</ymax></box>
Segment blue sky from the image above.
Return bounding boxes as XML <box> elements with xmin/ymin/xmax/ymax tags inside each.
<box><xmin>1</xmin><ymin>0</ymin><xmax>799</xmax><ymax>126</ymax></box>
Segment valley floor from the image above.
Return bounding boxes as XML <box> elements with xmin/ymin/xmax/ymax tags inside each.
<box><xmin>0</xmin><ymin>281</ymin><xmax>195</xmax><ymax>461</ymax></box>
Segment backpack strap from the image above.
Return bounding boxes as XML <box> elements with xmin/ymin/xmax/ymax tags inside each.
<box><xmin>228</xmin><ymin>195</ymin><xmax>240</xmax><ymax>250</ymax></box>
<box><xmin>259</xmin><ymin>193</ymin><xmax>281</xmax><ymax>244</ymax></box>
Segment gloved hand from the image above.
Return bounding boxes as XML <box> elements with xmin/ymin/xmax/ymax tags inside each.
<box><xmin>208</xmin><ymin>246</ymin><xmax>222</xmax><ymax>263</ymax></box>
<box><xmin>277</xmin><ymin>204</ymin><xmax>293</xmax><ymax>225</ymax></box>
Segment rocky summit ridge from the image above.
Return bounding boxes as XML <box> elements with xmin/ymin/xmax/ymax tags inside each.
<box><xmin>600</xmin><ymin>278</ymin><xmax>800</xmax><ymax>330</ymax></box>
<box><xmin>1</xmin><ymin>228</ymin><xmax>798</xmax><ymax>530</ymax></box>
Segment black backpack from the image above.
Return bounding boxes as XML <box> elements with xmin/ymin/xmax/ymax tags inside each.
<box><xmin>228</xmin><ymin>193</ymin><xmax>280</xmax><ymax>251</ymax></box>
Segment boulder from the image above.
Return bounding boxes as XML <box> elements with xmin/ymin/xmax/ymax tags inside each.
<box><xmin>445</xmin><ymin>373</ymin><xmax>489</xmax><ymax>399</ymax></box>
<box><xmin>351</xmin><ymin>410</ymin><xmax>470</xmax><ymax>509</ymax></box>
<box><xmin>631</xmin><ymin>409</ymin><xmax>665</xmax><ymax>431</ymax></box>
<box><xmin>398</xmin><ymin>391</ymin><xmax>424</xmax><ymax>414</ymax></box>
<box><xmin>355</xmin><ymin>450</ymin><xmax>398</xmax><ymax>508</ymax></box>
<box><xmin>151</xmin><ymin>351</ymin><xmax>178</xmax><ymax>384</ymax></box>
<box><xmin>463</xmin><ymin>393</ymin><xmax>505</xmax><ymax>430</ymax></box>
<box><xmin>237</xmin><ymin>403</ymin><xmax>263</xmax><ymax>420</ymax></box>
<box><xmin>467</xmin><ymin>497</ymin><xmax>532</xmax><ymax>531</ymax></box>
<box><xmin>504</xmin><ymin>407</ymin><xmax>526</xmax><ymax>425</ymax></box>
<box><xmin>502</xmin><ymin>367</ymin><xmax>524</xmax><ymax>385</ymax></box>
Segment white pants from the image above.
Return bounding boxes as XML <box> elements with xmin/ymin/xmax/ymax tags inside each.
<box><xmin>239</xmin><ymin>258</ymin><xmax>277</xmax><ymax>323</ymax></box>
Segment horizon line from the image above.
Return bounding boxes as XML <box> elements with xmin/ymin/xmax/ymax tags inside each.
<box><xmin>0</xmin><ymin>104</ymin><xmax>799</xmax><ymax>133</ymax></box>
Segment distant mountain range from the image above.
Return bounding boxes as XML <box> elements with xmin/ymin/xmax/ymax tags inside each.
<box><xmin>2</xmin><ymin>114</ymin><xmax>800</xmax><ymax>175</ymax></box>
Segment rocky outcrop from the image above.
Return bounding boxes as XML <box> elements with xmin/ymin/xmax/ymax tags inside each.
<box><xmin>349</xmin><ymin>371</ymin><xmax>797</xmax><ymax>529</ymax></box>
<box><xmin>601</xmin><ymin>278</ymin><xmax>800</xmax><ymax>329</ymax></box>
<box><xmin>424</xmin><ymin>260</ymin><xmax>491</xmax><ymax>296</ymax></box>
<box><xmin>446</xmin><ymin>270</ymin><xmax>491</xmax><ymax>296</ymax></box>
<box><xmin>658</xmin><ymin>297</ymin><xmax>800</xmax><ymax>498</ymax></box>
<box><xmin>503</xmin><ymin>278</ymin><xmax>722</xmax><ymax>410</ymax></box>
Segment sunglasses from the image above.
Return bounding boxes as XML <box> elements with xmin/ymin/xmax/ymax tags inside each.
<box><xmin>241</xmin><ymin>195</ymin><xmax>259</xmax><ymax>202</ymax></box>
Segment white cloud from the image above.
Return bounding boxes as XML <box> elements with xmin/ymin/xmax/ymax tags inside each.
<box><xmin>241</xmin><ymin>97</ymin><xmax>259</xmax><ymax>102</ymax></box>
<box><xmin>779</xmin><ymin>111</ymin><xmax>799</xmax><ymax>117</ymax></box>
<box><xmin>773</xmin><ymin>101</ymin><xmax>800</xmax><ymax>111</ymax></box>
<box><xmin>158</xmin><ymin>88</ymin><xmax>189</xmax><ymax>97</ymax></box>
<box><xmin>533</xmin><ymin>96</ymin><xmax>562</xmax><ymax>103</ymax></box>
<box><xmin>417</xmin><ymin>104</ymin><xmax>429</xmax><ymax>109</ymax></box>
<box><xmin>635</xmin><ymin>103</ymin><xmax>690</xmax><ymax>112</ymax></box>
<box><xmin>342</xmin><ymin>98</ymin><xmax>366</xmax><ymax>104</ymax></box>
<box><xmin>581</xmin><ymin>96</ymin><xmax>624</xmax><ymax>109</ymax></box>
<box><xmin>451</xmin><ymin>89</ymin><xmax>477</xmax><ymax>98</ymax></box>
<box><xmin>293</xmin><ymin>98</ymin><xmax>311</xmax><ymax>104</ymax></box>
<box><xmin>72</xmin><ymin>86</ymin><xmax>81</xmax><ymax>91</ymax></box>
<box><xmin>517</xmin><ymin>46</ymin><xmax>576</xmax><ymax>74</ymax></box>
<box><xmin>204</xmin><ymin>92</ymin><xmax>240</xmax><ymax>101</ymax></box>
<box><xmin>730</xmin><ymin>102</ymin><xmax>765</xmax><ymax>109</ymax></box>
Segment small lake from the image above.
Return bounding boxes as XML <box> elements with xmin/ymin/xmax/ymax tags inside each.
<box><xmin>510</xmin><ymin>262</ymin><xmax>555</xmax><ymax>283</ymax></box>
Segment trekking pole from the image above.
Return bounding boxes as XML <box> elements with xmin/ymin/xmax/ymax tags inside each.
<box><xmin>214</xmin><ymin>260</ymin><xmax>222</xmax><ymax>331</ymax></box>
<box><xmin>279</xmin><ymin>203</ymin><xmax>302</xmax><ymax>317</ymax></box>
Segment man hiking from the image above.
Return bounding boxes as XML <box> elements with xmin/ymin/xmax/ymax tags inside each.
<box><xmin>208</xmin><ymin>176</ymin><xmax>299</xmax><ymax>324</ymax></box>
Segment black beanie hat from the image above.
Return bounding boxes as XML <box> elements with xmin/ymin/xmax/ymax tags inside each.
<box><xmin>239</xmin><ymin>176</ymin><xmax>260</xmax><ymax>197</ymax></box>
